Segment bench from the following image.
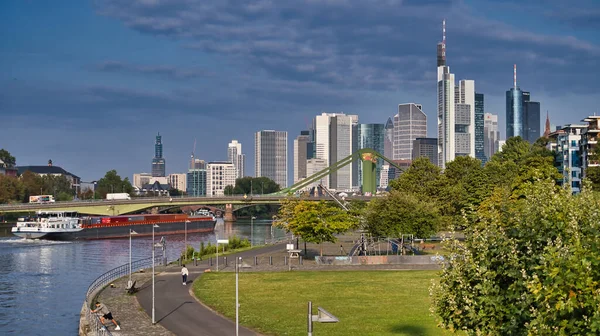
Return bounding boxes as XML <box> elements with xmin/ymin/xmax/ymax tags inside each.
<box><xmin>126</xmin><ymin>280</ymin><xmax>138</xmax><ymax>294</ymax></box>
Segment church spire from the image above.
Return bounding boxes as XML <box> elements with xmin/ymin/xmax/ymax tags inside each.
<box><xmin>543</xmin><ymin>111</ymin><xmax>551</xmax><ymax>138</ymax></box>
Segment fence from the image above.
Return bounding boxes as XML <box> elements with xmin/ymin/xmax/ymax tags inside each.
<box><xmin>82</xmin><ymin>255</ymin><xmax>164</xmax><ymax>336</ymax></box>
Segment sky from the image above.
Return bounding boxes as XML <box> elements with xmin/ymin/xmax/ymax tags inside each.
<box><xmin>1</xmin><ymin>0</ymin><xmax>599</xmax><ymax>185</ymax></box>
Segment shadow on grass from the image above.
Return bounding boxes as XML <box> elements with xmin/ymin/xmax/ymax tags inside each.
<box><xmin>390</xmin><ymin>324</ymin><xmax>428</xmax><ymax>335</ymax></box>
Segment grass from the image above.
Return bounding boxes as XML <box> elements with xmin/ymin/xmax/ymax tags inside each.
<box><xmin>194</xmin><ymin>270</ymin><xmax>452</xmax><ymax>336</ymax></box>
<box><xmin>177</xmin><ymin>245</ymin><xmax>266</xmax><ymax>265</ymax></box>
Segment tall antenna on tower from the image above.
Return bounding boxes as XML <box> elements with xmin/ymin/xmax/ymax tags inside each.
<box><xmin>442</xmin><ymin>19</ymin><xmax>446</xmax><ymax>62</ymax></box>
<box><xmin>513</xmin><ymin>64</ymin><xmax>517</xmax><ymax>88</ymax></box>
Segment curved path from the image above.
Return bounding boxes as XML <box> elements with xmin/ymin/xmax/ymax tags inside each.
<box><xmin>137</xmin><ymin>244</ymin><xmax>285</xmax><ymax>336</ymax></box>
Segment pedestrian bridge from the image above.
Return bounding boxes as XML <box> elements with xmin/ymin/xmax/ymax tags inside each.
<box><xmin>0</xmin><ymin>195</ymin><xmax>372</xmax><ymax>216</ymax></box>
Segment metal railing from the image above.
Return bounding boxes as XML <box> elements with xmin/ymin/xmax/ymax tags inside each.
<box><xmin>84</xmin><ymin>255</ymin><xmax>163</xmax><ymax>336</ymax></box>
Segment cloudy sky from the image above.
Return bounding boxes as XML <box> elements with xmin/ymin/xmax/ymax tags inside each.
<box><xmin>1</xmin><ymin>0</ymin><xmax>599</xmax><ymax>185</ymax></box>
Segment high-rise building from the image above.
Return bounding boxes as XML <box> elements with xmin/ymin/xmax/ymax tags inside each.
<box><xmin>437</xmin><ymin>20</ymin><xmax>456</xmax><ymax>169</ymax></box>
<box><xmin>186</xmin><ymin>157</ymin><xmax>207</xmax><ymax>196</ymax></box>
<box><xmin>412</xmin><ymin>138</ymin><xmax>438</xmax><ymax>166</ymax></box>
<box><xmin>379</xmin><ymin>164</ymin><xmax>390</xmax><ymax>189</ymax></box>
<box><xmin>313</xmin><ymin>113</ymin><xmax>357</xmax><ymax>190</ymax></box>
<box><xmin>394</xmin><ymin>103</ymin><xmax>427</xmax><ymax>160</ymax></box>
<box><xmin>151</xmin><ymin>132</ymin><xmax>166</xmax><ymax>177</ymax></box>
<box><xmin>293</xmin><ymin>131</ymin><xmax>311</xmax><ymax>183</ymax></box>
<box><xmin>484</xmin><ymin>113</ymin><xmax>500</xmax><ymax>159</ymax></box>
<box><xmin>358</xmin><ymin>123</ymin><xmax>385</xmax><ymax>188</ymax></box>
<box><xmin>306</xmin><ymin>158</ymin><xmax>328</xmax><ymax>190</ymax></box>
<box><xmin>227</xmin><ymin>140</ymin><xmax>245</xmax><ymax>179</ymax></box>
<box><xmin>523</xmin><ymin>92</ymin><xmax>541</xmax><ymax>143</ymax></box>
<box><xmin>474</xmin><ymin>93</ymin><xmax>486</xmax><ymax>163</ymax></box>
<box><xmin>383</xmin><ymin>117</ymin><xmax>394</xmax><ymax>159</ymax></box>
<box><xmin>168</xmin><ymin>173</ymin><xmax>186</xmax><ymax>192</ymax></box>
<box><xmin>506</xmin><ymin>64</ymin><xmax>524</xmax><ymax>139</ymax></box>
<box><xmin>351</xmin><ymin>115</ymin><xmax>359</xmax><ymax>189</ymax></box>
<box><xmin>206</xmin><ymin>162</ymin><xmax>236</xmax><ymax>197</ymax></box>
<box><xmin>255</xmin><ymin>130</ymin><xmax>288</xmax><ymax>188</ymax></box>
<box><xmin>455</xmin><ymin>80</ymin><xmax>476</xmax><ymax>158</ymax></box>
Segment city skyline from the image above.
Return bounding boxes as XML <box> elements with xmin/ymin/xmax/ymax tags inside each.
<box><xmin>2</xmin><ymin>1</ymin><xmax>599</xmax><ymax>183</ymax></box>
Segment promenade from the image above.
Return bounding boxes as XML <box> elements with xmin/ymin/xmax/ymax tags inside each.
<box><xmin>93</xmin><ymin>238</ymin><xmax>441</xmax><ymax>336</ymax></box>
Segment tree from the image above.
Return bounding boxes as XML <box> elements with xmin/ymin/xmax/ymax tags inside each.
<box><xmin>19</xmin><ymin>170</ymin><xmax>44</xmax><ymax>202</ymax></box>
<box><xmin>490</xmin><ymin>136</ymin><xmax>531</xmax><ymax>163</ymax></box>
<box><xmin>231</xmin><ymin>176</ymin><xmax>280</xmax><ymax>195</ymax></box>
<box><xmin>224</xmin><ymin>185</ymin><xmax>235</xmax><ymax>196</ymax></box>
<box><xmin>0</xmin><ymin>175</ymin><xmax>23</xmax><ymax>204</ymax></box>
<box><xmin>0</xmin><ymin>149</ymin><xmax>16</xmax><ymax>166</ymax></box>
<box><xmin>431</xmin><ymin>178</ymin><xmax>600</xmax><ymax>335</ymax></box>
<box><xmin>96</xmin><ymin>170</ymin><xmax>134</xmax><ymax>199</ymax></box>
<box><xmin>363</xmin><ymin>191</ymin><xmax>441</xmax><ymax>238</ymax></box>
<box><xmin>274</xmin><ymin>199</ymin><xmax>360</xmax><ymax>256</ymax></box>
<box><xmin>389</xmin><ymin>157</ymin><xmax>444</xmax><ymax>197</ymax></box>
<box><xmin>41</xmin><ymin>175</ymin><xmax>73</xmax><ymax>199</ymax></box>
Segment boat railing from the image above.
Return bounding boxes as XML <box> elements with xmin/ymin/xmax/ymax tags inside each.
<box><xmin>83</xmin><ymin>255</ymin><xmax>163</xmax><ymax>336</ymax></box>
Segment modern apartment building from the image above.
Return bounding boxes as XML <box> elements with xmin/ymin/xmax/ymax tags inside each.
<box><xmin>255</xmin><ymin>130</ymin><xmax>288</xmax><ymax>188</ymax></box>
<box><xmin>227</xmin><ymin>140</ymin><xmax>245</xmax><ymax>180</ymax></box>
<box><xmin>394</xmin><ymin>103</ymin><xmax>427</xmax><ymax>160</ymax></box>
<box><xmin>313</xmin><ymin>113</ymin><xmax>357</xmax><ymax>190</ymax></box>
<box><xmin>484</xmin><ymin>113</ymin><xmax>500</xmax><ymax>159</ymax></box>
<box><xmin>168</xmin><ymin>173</ymin><xmax>186</xmax><ymax>192</ymax></box>
<box><xmin>293</xmin><ymin>131</ymin><xmax>311</xmax><ymax>183</ymax></box>
<box><xmin>581</xmin><ymin>115</ymin><xmax>600</xmax><ymax>174</ymax></box>
<box><xmin>549</xmin><ymin>124</ymin><xmax>586</xmax><ymax>193</ymax></box>
<box><xmin>186</xmin><ymin>157</ymin><xmax>206</xmax><ymax>196</ymax></box>
<box><xmin>151</xmin><ymin>132</ymin><xmax>166</xmax><ymax>177</ymax></box>
<box><xmin>206</xmin><ymin>162</ymin><xmax>236</xmax><ymax>197</ymax></box>
<box><xmin>412</xmin><ymin>138</ymin><xmax>438</xmax><ymax>166</ymax></box>
<box><xmin>358</xmin><ymin>123</ymin><xmax>385</xmax><ymax>188</ymax></box>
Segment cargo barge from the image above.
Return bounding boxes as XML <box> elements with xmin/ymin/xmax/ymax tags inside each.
<box><xmin>11</xmin><ymin>210</ymin><xmax>216</xmax><ymax>241</ymax></box>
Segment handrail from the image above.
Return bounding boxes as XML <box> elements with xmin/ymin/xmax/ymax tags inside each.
<box><xmin>83</xmin><ymin>255</ymin><xmax>163</xmax><ymax>336</ymax></box>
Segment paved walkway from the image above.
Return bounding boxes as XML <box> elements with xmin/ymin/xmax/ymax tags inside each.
<box><xmin>136</xmin><ymin>244</ymin><xmax>286</xmax><ymax>336</ymax></box>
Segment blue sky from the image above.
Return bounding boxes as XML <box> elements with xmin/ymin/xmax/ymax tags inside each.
<box><xmin>1</xmin><ymin>0</ymin><xmax>599</xmax><ymax>185</ymax></box>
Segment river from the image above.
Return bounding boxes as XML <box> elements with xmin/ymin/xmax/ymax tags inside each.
<box><xmin>0</xmin><ymin>219</ymin><xmax>282</xmax><ymax>335</ymax></box>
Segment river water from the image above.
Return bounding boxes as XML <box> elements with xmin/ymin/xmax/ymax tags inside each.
<box><xmin>0</xmin><ymin>219</ymin><xmax>282</xmax><ymax>336</ymax></box>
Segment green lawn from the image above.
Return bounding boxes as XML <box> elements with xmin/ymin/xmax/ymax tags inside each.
<box><xmin>194</xmin><ymin>270</ymin><xmax>452</xmax><ymax>336</ymax></box>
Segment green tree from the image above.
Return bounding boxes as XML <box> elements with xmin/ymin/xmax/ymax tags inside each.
<box><xmin>96</xmin><ymin>170</ymin><xmax>134</xmax><ymax>199</ymax></box>
<box><xmin>274</xmin><ymin>199</ymin><xmax>360</xmax><ymax>256</ymax></box>
<box><xmin>0</xmin><ymin>175</ymin><xmax>23</xmax><ymax>203</ymax></box>
<box><xmin>363</xmin><ymin>191</ymin><xmax>441</xmax><ymax>238</ymax></box>
<box><xmin>0</xmin><ymin>149</ymin><xmax>16</xmax><ymax>166</ymax></box>
<box><xmin>224</xmin><ymin>185</ymin><xmax>235</xmax><ymax>196</ymax></box>
<box><xmin>431</xmin><ymin>178</ymin><xmax>600</xmax><ymax>335</ymax></box>
<box><xmin>490</xmin><ymin>136</ymin><xmax>531</xmax><ymax>163</ymax></box>
<box><xmin>232</xmin><ymin>176</ymin><xmax>280</xmax><ymax>195</ymax></box>
<box><xmin>388</xmin><ymin>157</ymin><xmax>443</xmax><ymax>197</ymax></box>
<box><xmin>41</xmin><ymin>175</ymin><xmax>73</xmax><ymax>199</ymax></box>
<box><xmin>19</xmin><ymin>170</ymin><xmax>44</xmax><ymax>202</ymax></box>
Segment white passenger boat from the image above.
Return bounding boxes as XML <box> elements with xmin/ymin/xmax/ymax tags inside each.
<box><xmin>11</xmin><ymin>211</ymin><xmax>82</xmax><ymax>239</ymax></box>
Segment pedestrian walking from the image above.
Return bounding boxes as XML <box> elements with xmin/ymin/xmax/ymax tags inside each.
<box><xmin>181</xmin><ymin>264</ymin><xmax>189</xmax><ymax>285</ymax></box>
<box><xmin>91</xmin><ymin>301</ymin><xmax>121</xmax><ymax>330</ymax></box>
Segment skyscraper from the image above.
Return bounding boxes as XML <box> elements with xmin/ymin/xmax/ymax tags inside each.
<box><xmin>523</xmin><ymin>93</ymin><xmax>541</xmax><ymax>143</ymax></box>
<box><xmin>293</xmin><ymin>131</ymin><xmax>311</xmax><ymax>183</ymax></box>
<box><xmin>151</xmin><ymin>132</ymin><xmax>166</xmax><ymax>177</ymax></box>
<box><xmin>437</xmin><ymin>20</ymin><xmax>456</xmax><ymax>169</ymax></box>
<box><xmin>394</xmin><ymin>103</ymin><xmax>427</xmax><ymax>160</ymax></box>
<box><xmin>484</xmin><ymin>113</ymin><xmax>500</xmax><ymax>159</ymax></box>
<box><xmin>358</xmin><ymin>123</ymin><xmax>385</xmax><ymax>188</ymax></box>
<box><xmin>227</xmin><ymin>140</ymin><xmax>245</xmax><ymax>179</ymax></box>
<box><xmin>313</xmin><ymin>112</ymin><xmax>357</xmax><ymax>190</ymax></box>
<box><xmin>255</xmin><ymin>130</ymin><xmax>288</xmax><ymax>188</ymax></box>
<box><xmin>412</xmin><ymin>138</ymin><xmax>438</xmax><ymax>166</ymax></box>
<box><xmin>474</xmin><ymin>93</ymin><xmax>486</xmax><ymax>163</ymax></box>
<box><xmin>506</xmin><ymin>64</ymin><xmax>524</xmax><ymax>139</ymax></box>
<box><xmin>207</xmin><ymin>162</ymin><xmax>236</xmax><ymax>197</ymax></box>
<box><xmin>454</xmin><ymin>80</ymin><xmax>476</xmax><ymax>158</ymax></box>
<box><xmin>383</xmin><ymin>117</ymin><xmax>394</xmax><ymax>159</ymax></box>
<box><xmin>186</xmin><ymin>157</ymin><xmax>206</xmax><ymax>196</ymax></box>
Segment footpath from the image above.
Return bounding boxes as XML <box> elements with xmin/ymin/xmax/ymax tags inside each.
<box><xmin>94</xmin><ymin>238</ymin><xmax>442</xmax><ymax>336</ymax></box>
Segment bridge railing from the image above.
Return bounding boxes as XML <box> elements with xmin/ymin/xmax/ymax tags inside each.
<box><xmin>83</xmin><ymin>255</ymin><xmax>163</xmax><ymax>336</ymax></box>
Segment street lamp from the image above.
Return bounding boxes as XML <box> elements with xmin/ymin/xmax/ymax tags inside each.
<box><xmin>236</xmin><ymin>256</ymin><xmax>241</xmax><ymax>336</ymax></box>
<box><xmin>129</xmin><ymin>229</ymin><xmax>138</xmax><ymax>288</ymax></box>
<box><xmin>184</xmin><ymin>220</ymin><xmax>190</xmax><ymax>260</ymax></box>
<box><xmin>152</xmin><ymin>224</ymin><xmax>159</xmax><ymax>324</ymax></box>
<box><xmin>251</xmin><ymin>216</ymin><xmax>256</xmax><ymax>247</ymax></box>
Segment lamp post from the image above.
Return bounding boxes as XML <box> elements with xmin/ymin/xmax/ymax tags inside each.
<box><xmin>129</xmin><ymin>229</ymin><xmax>138</xmax><ymax>288</ymax></box>
<box><xmin>251</xmin><ymin>216</ymin><xmax>256</xmax><ymax>247</ymax></box>
<box><xmin>152</xmin><ymin>224</ymin><xmax>159</xmax><ymax>324</ymax></box>
<box><xmin>236</xmin><ymin>256</ymin><xmax>241</xmax><ymax>336</ymax></box>
<box><xmin>184</xmin><ymin>220</ymin><xmax>190</xmax><ymax>260</ymax></box>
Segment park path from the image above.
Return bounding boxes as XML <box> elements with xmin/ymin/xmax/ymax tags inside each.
<box><xmin>136</xmin><ymin>243</ymin><xmax>286</xmax><ymax>336</ymax></box>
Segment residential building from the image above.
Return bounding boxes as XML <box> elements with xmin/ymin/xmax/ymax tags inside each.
<box><xmin>549</xmin><ymin>124</ymin><xmax>586</xmax><ymax>193</ymax></box>
<box><xmin>358</xmin><ymin>123</ymin><xmax>385</xmax><ymax>188</ymax></box>
<box><xmin>474</xmin><ymin>93</ymin><xmax>486</xmax><ymax>163</ymax></box>
<box><xmin>313</xmin><ymin>113</ymin><xmax>357</xmax><ymax>190</ymax></box>
<box><xmin>306</xmin><ymin>158</ymin><xmax>328</xmax><ymax>191</ymax></box>
<box><xmin>227</xmin><ymin>140</ymin><xmax>245</xmax><ymax>179</ymax></box>
<box><xmin>186</xmin><ymin>156</ymin><xmax>207</xmax><ymax>196</ymax></box>
<box><xmin>207</xmin><ymin>162</ymin><xmax>236</xmax><ymax>197</ymax></box>
<box><xmin>412</xmin><ymin>138</ymin><xmax>438</xmax><ymax>166</ymax></box>
<box><xmin>133</xmin><ymin>173</ymin><xmax>152</xmax><ymax>189</ymax></box>
<box><xmin>455</xmin><ymin>80</ymin><xmax>476</xmax><ymax>158</ymax></box>
<box><xmin>151</xmin><ymin>132</ymin><xmax>166</xmax><ymax>177</ymax></box>
<box><xmin>168</xmin><ymin>173</ymin><xmax>187</xmax><ymax>192</ymax></box>
<box><xmin>394</xmin><ymin>103</ymin><xmax>427</xmax><ymax>160</ymax></box>
<box><xmin>384</xmin><ymin>117</ymin><xmax>394</xmax><ymax>159</ymax></box>
<box><xmin>581</xmin><ymin>115</ymin><xmax>600</xmax><ymax>175</ymax></box>
<box><xmin>293</xmin><ymin>131</ymin><xmax>311</xmax><ymax>183</ymax></box>
<box><xmin>17</xmin><ymin>160</ymin><xmax>80</xmax><ymax>188</ymax></box>
<box><xmin>484</xmin><ymin>113</ymin><xmax>500</xmax><ymax>159</ymax></box>
<box><xmin>437</xmin><ymin>20</ymin><xmax>456</xmax><ymax>169</ymax></box>
<box><xmin>255</xmin><ymin>130</ymin><xmax>288</xmax><ymax>188</ymax></box>
<box><xmin>0</xmin><ymin>159</ymin><xmax>17</xmax><ymax>177</ymax></box>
